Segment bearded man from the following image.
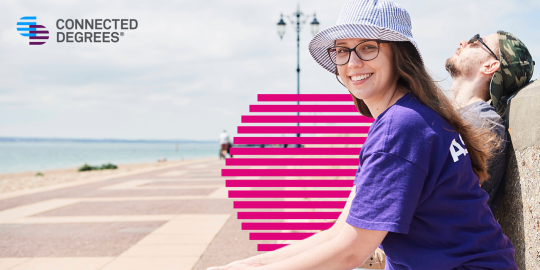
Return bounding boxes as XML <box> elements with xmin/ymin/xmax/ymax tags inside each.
<box><xmin>445</xmin><ymin>31</ymin><xmax>534</xmax><ymax>215</ymax></box>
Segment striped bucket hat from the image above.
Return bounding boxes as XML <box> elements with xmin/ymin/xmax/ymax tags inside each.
<box><xmin>309</xmin><ymin>0</ymin><xmax>422</xmax><ymax>74</ymax></box>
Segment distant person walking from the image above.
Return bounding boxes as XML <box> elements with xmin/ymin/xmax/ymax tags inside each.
<box><xmin>219</xmin><ymin>130</ymin><xmax>230</xmax><ymax>159</ymax></box>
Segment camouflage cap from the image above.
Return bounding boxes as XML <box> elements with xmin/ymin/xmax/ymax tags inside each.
<box><xmin>489</xmin><ymin>31</ymin><xmax>535</xmax><ymax>110</ymax></box>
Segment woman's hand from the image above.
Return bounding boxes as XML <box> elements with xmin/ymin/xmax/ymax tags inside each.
<box><xmin>207</xmin><ymin>259</ymin><xmax>265</xmax><ymax>270</ymax></box>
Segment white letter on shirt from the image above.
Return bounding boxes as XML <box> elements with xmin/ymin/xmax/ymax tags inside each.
<box><xmin>450</xmin><ymin>139</ymin><xmax>467</xmax><ymax>162</ymax></box>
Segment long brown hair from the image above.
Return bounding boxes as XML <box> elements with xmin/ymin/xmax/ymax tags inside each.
<box><xmin>336</xmin><ymin>41</ymin><xmax>496</xmax><ymax>183</ymax></box>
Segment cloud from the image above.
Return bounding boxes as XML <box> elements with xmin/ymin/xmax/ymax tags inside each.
<box><xmin>0</xmin><ymin>0</ymin><xmax>538</xmax><ymax>140</ymax></box>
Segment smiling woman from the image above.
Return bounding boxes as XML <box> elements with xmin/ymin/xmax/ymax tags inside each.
<box><xmin>333</xmin><ymin>38</ymin><xmax>401</xmax><ymax>117</ymax></box>
<box><xmin>208</xmin><ymin>0</ymin><xmax>518</xmax><ymax>270</ymax></box>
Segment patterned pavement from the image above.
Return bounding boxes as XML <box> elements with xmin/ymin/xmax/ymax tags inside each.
<box><xmin>0</xmin><ymin>158</ymin><xmax>272</xmax><ymax>270</ymax></box>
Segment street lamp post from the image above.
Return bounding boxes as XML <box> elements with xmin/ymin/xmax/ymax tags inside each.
<box><xmin>277</xmin><ymin>5</ymin><xmax>320</xmax><ymax>140</ymax></box>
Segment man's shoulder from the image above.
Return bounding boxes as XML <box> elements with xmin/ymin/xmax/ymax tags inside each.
<box><xmin>461</xmin><ymin>101</ymin><xmax>505</xmax><ymax>131</ymax></box>
<box><xmin>461</xmin><ymin>101</ymin><xmax>501</xmax><ymax>119</ymax></box>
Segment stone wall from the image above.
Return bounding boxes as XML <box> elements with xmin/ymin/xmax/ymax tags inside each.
<box><xmin>495</xmin><ymin>80</ymin><xmax>540</xmax><ymax>270</ymax></box>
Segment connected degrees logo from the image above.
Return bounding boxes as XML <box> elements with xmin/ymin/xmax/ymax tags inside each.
<box><xmin>17</xmin><ymin>16</ymin><xmax>138</xmax><ymax>45</ymax></box>
<box><xmin>16</xmin><ymin>16</ymin><xmax>49</xmax><ymax>45</ymax></box>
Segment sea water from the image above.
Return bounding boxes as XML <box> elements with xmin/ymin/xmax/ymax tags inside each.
<box><xmin>0</xmin><ymin>141</ymin><xmax>219</xmax><ymax>174</ymax></box>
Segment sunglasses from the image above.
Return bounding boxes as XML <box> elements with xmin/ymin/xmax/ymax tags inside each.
<box><xmin>468</xmin><ymin>34</ymin><xmax>499</xmax><ymax>61</ymax></box>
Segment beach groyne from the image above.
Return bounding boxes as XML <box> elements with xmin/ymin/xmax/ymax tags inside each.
<box><xmin>495</xmin><ymin>79</ymin><xmax>540</xmax><ymax>270</ymax></box>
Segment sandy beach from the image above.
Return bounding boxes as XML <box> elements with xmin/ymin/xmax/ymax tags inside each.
<box><xmin>0</xmin><ymin>158</ymin><xmax>210</xmax><ymax>194</ymax></box>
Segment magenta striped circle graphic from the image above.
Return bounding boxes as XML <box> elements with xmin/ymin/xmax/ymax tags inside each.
<box><xmin>224</xmin><ymin>94</ymin><xmax>374</xmax><ymax>252</ymax></box>
<box><xmin>17</xmin><ymin>16</ymin><xmax>49</xmax><ymax>45</ymax></box>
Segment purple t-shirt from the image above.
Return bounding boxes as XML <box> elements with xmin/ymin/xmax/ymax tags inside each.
<box><xmin>346</xmin><ymin>93</ymin><xmax>517</xmax><ymax>270</ymax></box>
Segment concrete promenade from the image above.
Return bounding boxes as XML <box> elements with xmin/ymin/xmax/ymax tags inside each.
<box><xmin>0</xmin><ymin>158</ymin><xmax>272</xmax><ymax>270</ymax></box>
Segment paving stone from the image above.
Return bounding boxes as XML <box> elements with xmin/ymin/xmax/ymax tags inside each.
<box><xmin>144</xmin><ymin>181</ymin><xmax>224</xmax><ymax>186</ymax></box>
<box><xmin>100</xmin><ymin>257</ymin><xmax>199</xmax><ymax>270</ymax></box>
<box><xmin>120</xmin><ymin>244</ymin><xmax>208</xmax><ymax>257</ymax></box>
<box><xmin>76</xmin><ymin>188</ymin><xmax>217</xmax><ymax>198</ymax></box>
<box><xmin>8</xmin><ymin>257</ymin><xmax>114</xmax><ymax>270</ymax></box>
<box><xmin>0</xmin><ymin>222</ymin><xmax>165</xmax><ymax>257</ymax></box>
<box><xmin>34</xmin><ymin>200</ymin><xmax>232</xmax><ymax>216</ymax></box>
<box><xmin>192</xmin><ymin>211</ymin><xmax>278</xmax><ymax>270</ymax></box>
<box><xmin>0</xmin><ymin>258</ymin><xmax>30</xmax><ymax>270</ymax></box>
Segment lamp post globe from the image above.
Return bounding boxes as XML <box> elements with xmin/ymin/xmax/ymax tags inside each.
<box><xmin>310</xmin><ymin>13</ymin><xmax>320</xmax><ymax>36</ymax></box>
<box><xmin>277</xmin><ymin>14</ymin><xmax>286</xmax><ymax>40</ymax></box>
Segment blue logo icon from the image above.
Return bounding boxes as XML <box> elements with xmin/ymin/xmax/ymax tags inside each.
<box><xmin>17</xmin><ymin>16</ymin><xmax>49</xmax><ymax>45</ymax></box>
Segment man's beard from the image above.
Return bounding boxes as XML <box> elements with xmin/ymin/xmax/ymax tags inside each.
<box><xmin>445</xmin><ymin>57</ymin><xmax>461</xmax><ymax>78</ymax></box>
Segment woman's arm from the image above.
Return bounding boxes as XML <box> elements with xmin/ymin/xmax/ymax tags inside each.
<box><xmin>257</xmin><ymin>224</ymin><xmax>387</xmax><ymax>270</ymax></box>
<box><xmin>211</xmin><ymin>222</ymin><xmax>387</xmax><ymax>270</ymax></box>
<box><xmin>220</xmin><ymin>186</ymin><xmax>358</xmax><ymax>267</ymax></box>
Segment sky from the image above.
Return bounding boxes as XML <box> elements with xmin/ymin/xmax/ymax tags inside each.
<box><xmin>1</xmin><ymin>0</ymin><xmax>539</xmax><ymax>141</ymax></box>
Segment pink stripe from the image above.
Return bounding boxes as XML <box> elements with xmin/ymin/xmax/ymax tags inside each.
<box><xmin>229</xmin><ymin>148</ymin><xmax>361</xmax><ymax>156</ymax></box>
<box><xmin>258</xmin><ymin>244</ymin><xmax>288</xmax><ymax>251</ymax></box>
<box><xmin>242</xmin><ymin>222</ymin><xmax>334</xmax><ymax>230</ymax></box>
<box><xmin>229</xmin><ymin>190</ymin><xmax>350</xmax><ymax>198</ymax></box>
<box><xmin>250</xmin><ymin>105</ymin><xmax>358</xmax><ymax>112</ymax></box>
<box><xmin>241</xmin><ymin>115</ymin><xmax>372</xmax><ymax>123</ymax></box>
<box><xmin>250</xmin><ymin>232</ymin><xmax>315</xmax><ymax>240</ymax></box>
<box><xmin>226</xmin><ymin>180</ymin><xmax>354</xmax><ymax>187</ymax></box>
<box><xmin>222</xmin><ymin>169</ymin><xmax>357</xmax><ymax>177</ymax></box>
<box><xmin>234</xmin><ymin>201</ymin><xmax>346</xmax><ymax>208</ymax></box>
<box><xmin>226</xmin><ymin>158</ymin><xmax>359</xmax><ymax>166</ymax></box>
<box><xmin>238</xmin><ymin>126</ymin><xmax>369</xmax><ymax>134</ymax></box>
<box><xmin>233</xmin><ymin>137</ymin><xmax>367</xmax><ymax>144</ymax></box>
<box><xmin>257</xmin><ymin>94</ymin><xmax>353</xmax><ymax>102</ymax></box>
<box><xmin>237</xmin><ymin>212</ymin><xmax>341</xmax><ymax>219</ymax></box>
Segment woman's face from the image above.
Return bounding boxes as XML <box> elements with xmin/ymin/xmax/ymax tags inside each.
<box><xmin>336</xmin><ymin>38</ymin><xmax>397</xmax><ymax>102</ymax></box>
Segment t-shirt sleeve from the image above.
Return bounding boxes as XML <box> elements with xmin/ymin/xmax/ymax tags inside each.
<box><xmin>346</xmin><ymin>151</ymin><xmax>427</xmax><ymax>234</ymax></box>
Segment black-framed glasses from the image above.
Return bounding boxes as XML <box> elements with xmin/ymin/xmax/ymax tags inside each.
<box><xmin>327</xmin><ymin>40</ymin><xmax>390</xmax><ymax>65</ymax></box>
<box><xmin>468</xmin><ymin>34</ymin><xmax>499</xmax><ymax>61</ymax></box>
